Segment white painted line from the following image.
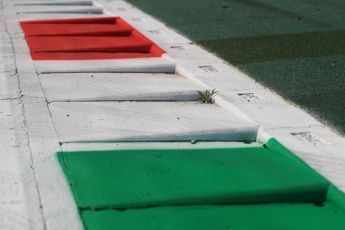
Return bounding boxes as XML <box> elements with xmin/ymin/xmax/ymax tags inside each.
<box><xmin>35</xmin><ymin>58</ymin><xmax>177</xmax><ymax>74</ymax></box>
<box><xmin>40</xmin><ymin>73</ymin><xmax>205</xmax><ymax>102</ymax></box>
<box><xmin>49</xmin><ymin>101</ymin><xmax>259</xmax><ymax>143</ymax></box>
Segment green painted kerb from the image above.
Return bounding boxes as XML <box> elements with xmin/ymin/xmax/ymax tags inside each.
<box><xmin>57</xmin><ymin>138</ymin><xmax>345</xmax><ymax>230</ymax></box>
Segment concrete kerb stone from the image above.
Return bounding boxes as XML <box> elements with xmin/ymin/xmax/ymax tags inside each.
<box><xmin>221</xmin><ymin>88</ymin><xmax>322</xmax><ymax>128</ymax></box>
<box><xmin>18</xmin><ymin>13</ymin><xmax>107</xmax><ymax>20</ymax></box>
<box><xmin>34</xmin><ymin>58</ymin><xmax>177</xmax><ymax>74</ymax></box>
<box><xmin>61</xmin><ymin>141</ymin><xmax>262</xmax><ymax>152</ymax></box>
<box><xmin>49</xmin><ymin>101</ymin><xmax>259</xmax><ymax>144</ymax></box>
<box><xmin>39</xmin><ymin>73</ymin><xmax>206</xmax><ymax>102</ymax></box>
<box><xmin>15</xmin><ymin>5</ymin><xmax>104</xmax><ymax>14</ymax></box>
<box><xmin>176</xmin><ymin>62</ymin><xmax>262</xmax><ymax>91</ymax></box>
<box><xmin>14</xmin><ymin>0</ymin><xmax>93</xmax><ymax>6</ymax></box>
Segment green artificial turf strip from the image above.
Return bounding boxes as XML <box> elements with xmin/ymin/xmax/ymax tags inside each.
<box><xmin>57</xmin><ymin>140</ymin><xmax>329</xmax><ymax>210</ymax></box>
<box><xmin>125</xmin><ymin>0</ymin><xmax>345</xmax><ymax>134</ymax></box>
<box><xmin>81</xmin><ymin>202</ymin><xmax>345</xmax><ymax>230</ymax></box>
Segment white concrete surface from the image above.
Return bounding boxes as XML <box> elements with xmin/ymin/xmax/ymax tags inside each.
<box><xmin>221</xmin><ymin>88</ymin><xmax>321</xmax><ymax>128</ymax></box>
<box><xmin>49</xmin><ymin>101</ymin><xmax>259</xmax><ymax>143</ymax></box>
<box><xmin>2</xmin><ymin>3</ymin><xmax>84</xmax><ymax>229</ymax></box>
<box><xmin>176</xmin><ymin>62</ymin><xmax>262</xmax><ymax>91</ymax></box>
<box><xmin>40</xmin><ymin>73</ymin><xmax>205</xmax><ymax>102</ymax></box>
<box><xmin>18</xmin><ymin>13</ymin><xmax>105</xmax><ymax>20</ymax></box>
<box><xmin>62</xmin><ymin>141</ymin><xmax>261</xmax><ymax>152</ymax></box>
<box><xmin>14</xmin><ymin>0</ymin><xmax>93</xmax><ymax>5</ymax></box>
<box><xmin>0</xmin><ymin>99</ymin><xmax>43</xmax><ymax>230</ymax></box>
<box><xmin>34</xmin><ymin>58</ymin><xmax>177</xmax><ymax>74</ymax></box>
<box><xmin>0</xmin><ymin>38</ymin><xmax>20</xmax><ymax>99</ymax></box>
<box><xmin>15</xmin><ymin>5</ymin><xmax>103</xmax><ymax>14</ymax></box>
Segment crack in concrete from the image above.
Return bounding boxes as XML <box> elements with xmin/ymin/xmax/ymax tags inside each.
<box><xmin>1</xmin><ymin>9</ymin><xmax>47</xmax><ymax>229</ymax></box>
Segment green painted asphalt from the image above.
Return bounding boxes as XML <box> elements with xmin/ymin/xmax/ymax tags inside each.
<box><xmin>125</xmin><ymin>0</ymin><xmax>345</xmax><ymax>134</ymax></box>
<box><xmin>57</xmin><ymin>139</ymin><xmax>345</xmax><ymax>230</ymax></box>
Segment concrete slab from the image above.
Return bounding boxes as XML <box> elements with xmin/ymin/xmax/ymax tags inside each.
<box><xmin>49</xmin><ymin>101</ymin><xmax>259</xmax><ymax>143</ymax></box>
<box><xmin>21</xmin><ymin>98</ymin><xmax>84</xmax><ymax>230</ymax></box>
<box><xmin>0</xmin><ymin>75</ymin><xmax>20</xmax><ymax>100</ymax></box>
<box><xmin>177</xmin><ymin>62</ymin><xmax>262</xmax><ymax>92</ymax></box>
<box><xmin>15</xmin><ymin>5</ymin><xmax>103</xmax><ymax>14</ymax></box>
<box><xmin>14</xmin><ymin>0</ymin><xmax>93</xmax><ymax>5</ymax></box>
<box><xmin>222</xmin><ymin>88</ymin><xmax>322</xmax><ymax>128</ymax></box>
<box><xmin>0</xmin><ymin>99</ymin><xmax>44</xmax><ymax>230</ymax></box>
<box><xmin>0</xmin><ymin>40</ymin><xmax>20</xmax><ymax>99</ymax></box>
<box><xmin>34</xmin><ymin>58</ymin><xmax>177</xmax><ymax>74</ymax></box>
<box><xmin>162</xmin><ymin>43</ymin><xmax>223</xmax><ymax>64</ymax></box>
<box><xmin>39</xmin><ymin>73</ymin><xmax>205</xmax><ymax>102</ymax></box>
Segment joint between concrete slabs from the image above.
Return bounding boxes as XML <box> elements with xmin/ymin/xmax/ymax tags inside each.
<box><xmin>2</xmin><ymin>5</ymin><xmax>84</xmax><ymax>230</ymax></box>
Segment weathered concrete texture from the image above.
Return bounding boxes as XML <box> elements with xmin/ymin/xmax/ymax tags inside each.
<box><xmin>15</xmin><ymin>5</ymin><xmax>103</xmax><ymax>14</ymax></box>
<box><xmin>0</xmin><ymin>99</ymin><xmax>44</xmax><ymax>230</ymax></box>
<box><xmin>221</xmin><ymin>88</ymin><xmax>322</xmax><ymax>128</ymax></box>
<box><xmin>40</xmin><ymin>73</ymin><xmax>205</xmax><ymax>102</ymax></box>
<box><xmin>34</xmin><ymin>58</ymin><xmax>176</xmax><ymax>74</ymax></box>
<box><xmin>0</xmin><ymin>48</ymin><xmax>20</xmax><ymax>99</ymax></box>
<box><xmin>1</xmin><ymin>2</ymin><xmax>84</xmax><ymax>229</ymax></box>
<box><xmin>14</xmin><ymin>0</ymin><xmax>93</xmax><ymax>6</ymax></box>
<box><xmin>176</xmin><ymin>62</ymin><xmax>262</xmax><ymax>91</ymax></box>
<box><xmin>49</xmin><ymin>101</ymin><xmax>259</xmax><ymax>143</ymax></box>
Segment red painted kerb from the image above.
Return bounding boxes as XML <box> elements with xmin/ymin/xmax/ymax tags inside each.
<box><xmin>20</xmin><ymin>17</ymin><xmax>165</xmax><ymax>60</ymax></box>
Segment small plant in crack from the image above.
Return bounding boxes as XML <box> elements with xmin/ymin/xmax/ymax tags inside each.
<box><xmin>197</xmin><ymin>89</ymin><xmax>219</xmax><ymax>104</ymax></box>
